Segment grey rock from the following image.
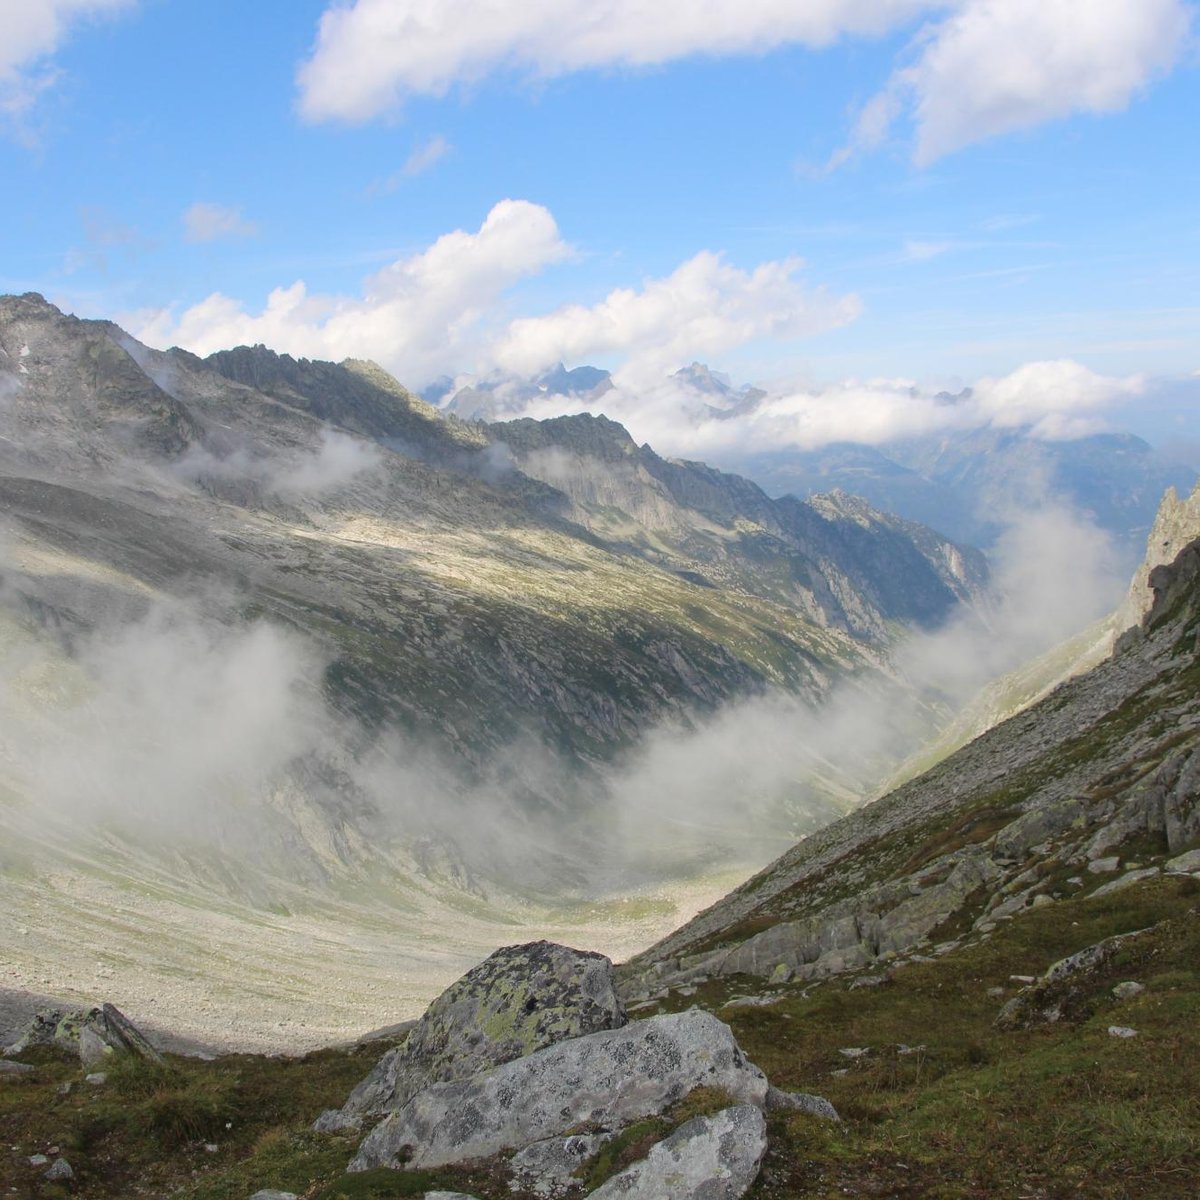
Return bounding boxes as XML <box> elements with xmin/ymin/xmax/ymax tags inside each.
<box><xmin>1091</xmin><ymin>867</ymin><xmax>1160</xmax><ymax>897</ymax></box>
<box><xmin>319</xmin><ymin>942</ymin><xmax>625</xmax><ymax>1133</ymax></box>
<box><xmin>997</xmin><ymin>927</ymin><xmax>1153</xmax><ymax>1030</ymax></box>
<box><xmin>350</xmin><ymin>1008</ymin><xmax>768</xmax><ymax>1171</ymax></box>
<box><xmin>1087</xmin><ymin>857</ymin><xmax>1120</xmax><ymax>874</ymax></box>
<box><xmin>45</xmin><ymin>1159</ymin><xmax>74</xmax><ymax>1182</ymax></box>
<box><xmin>509</xmin><ymin>1132</ymin><xmax>613</xmax><ymax>1197</ymax></box>
<box><xmin>29</xmin><ymin>1154</ymin><xmax>49</xmax><ymax>1167</ymax></box>
<box><xmin>85</xmin><ymin>1072</ymin><xmax>108</xmax><ymax>1084</ymax></box>
<box><xmin>837</xmin><ymin>1047</ymin><xmax>869</xmax><ymax>1058</ymax></box>
<box><xmin>5</xmin><ymin>1003</ymin><xmax>162</xmax><ymax>1066</ymax></box>
<box><xmin>765</xmin><ymin>1086</ymin><xmax>840</xmax><ymax>1120</ymax></box>
<box><xmin>248</xmin><ymin>1191</ymin><xmax>298</xmax><ymax>1200</ymax></box>
<box><xmin>1112</xmin><ymin>981</ymin><xmax>1144</xmax><ymax>1000</ymax></box>
<box><xmin>1165</xmin><ymin>849</ymin><xmax>1200</xmax><ymax>873</ymax></box>
<box><xmin>0</xmin><ymin>1059</ymin><xmax>33</xmax><ymax>1074</ymax></box>
<box><xmin>587</xmin><ymin>1105</ymin><xmax>767</xmax><ymax>1200</ymax></box>
<box><xmin>1108</xmin><ymin>1026</ymin><xmax>1138</xmax><ymax>1038</ymax></box>
<box><xmin>424</xmin><ymin>1194</ymin><xmax>482</xmax><ymax>1200</ymax></box>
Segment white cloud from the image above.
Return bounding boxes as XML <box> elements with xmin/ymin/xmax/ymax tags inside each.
<box><xmin>844</xmin><ymin>0</ymin><xmax>1193</xmax><ymax>165</ymax></box>
<box><xmin>367</xmin><ymin>135</ymin><xmax>453</xmax><ymax>196</ymax></box>
<box><xmin>488</xmin><ymin>359</ymin><xmax>1144</xmax><ymax>457</ymax></box>
<box><xmin>134</xmin><ymin>199</ymin><xmax>572</xmax><ymax>382</ymax></box>
<box><xmin>495</xmin><ymin>251</ymin><xmax>861</xmax><ymax>381</ymax></box>
<box><xmin>183</xmin><ymin>202</ymin><xmax>259</xmax><ymax>243</ymax></box>
<box><xmin>296</xmin><ymin>0</ymin><xmax>936</xmax><ymax>122</ymax></box>
<box><xmin>0</xmin><ymin>0</ymin><xmax>136</xmax><ymax>133</ymax></box>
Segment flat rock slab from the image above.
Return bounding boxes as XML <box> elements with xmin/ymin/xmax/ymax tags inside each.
<box><xmin>765</xmin><ymin>1086</ymin><xmax>840</xmax><ymax>1121</ymax></box>
<box><xmin>350</xmin><ymin>1008</ymin><xmax>768</xmax><ymax>1171</ymax></box>
<box><xmin>0</xmin><ymin>1059</ymin><xmax>34</xmax><ymax>1074</ymax></box>
<box><xmin>248</xmin><ymin>1192</ymin><xmax>298</xmax><ymax>1199</ymax></box>
<box><xmin>588</xmin><ymin>1105</ymin><xmax>767</xmax><ymax>1200</ymax></box>
<box><xmin>318</xmin><ymin>942</ymin><xmax>625</xmax><ymax>1132</ymax></box>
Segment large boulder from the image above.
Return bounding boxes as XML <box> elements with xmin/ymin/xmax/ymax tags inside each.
<box><xmin>588</xmin><ymin>1105</ymin><xmax>767</xmax><ymax>1200</ymax></box>
<box><xmin>4</xmin><ymin>1003</ymin><xmax>162</xmax><ymax>1066</ymax></box>
<box><xmin>350</xmin><ymin>1008</ymin><xmax>768</xmax><ymax>1171</ymax></box>
<box><xmin>317</xmin><ymin>942</ymin><xmax>626</xmax><ymax>1132</ymax></box>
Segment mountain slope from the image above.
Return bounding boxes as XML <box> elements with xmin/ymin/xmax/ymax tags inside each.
<box><xmin>619</xmin><ymin>530</ymin><xmax>1200</xmax><ymax>997</ymax></box>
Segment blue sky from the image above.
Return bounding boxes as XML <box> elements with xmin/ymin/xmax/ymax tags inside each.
<box><xmin>1</xmin><ymin>0</ymin><xmax>1197</xmax><ymax>456</ymax></box>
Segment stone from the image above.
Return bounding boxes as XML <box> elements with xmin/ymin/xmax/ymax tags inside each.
<box><xmin>587</xmin><ymin>1105</ymin><xmax>767</xmax><ymax>1200</ymax></box>
<box><xmin>317</xmin><ymin>942</ymin><xmax>625</xmax><ymax>1132</ymax></box>
<box><xmin>1090</xmin><ymin>867</ymin><xmax>1160</xmax><ymax>898</ymax></box>
<box><xmin>5</xmin><ymin>1003</ymin><xmax>162</xmax><ymax>1066</ymax></box>
<box><xmin>350</xmin><ymin>1009</ymin><xmax>768</xmax><ymax>1171</ymax></box>
<box><xmin>1108</xmin><ymin>1026</ymin><xmax>1138</xmax><ymax>1038</ymax></box>
<box><xmin>424</xmin><ymin>1194</ymin><xmax>482</xmax><ymax>1199</ymax></box>
<box><xmin>45</xmin><ymin>1159</ymin><xmax>74</xmax><ymax>1182</ymax></box>
<box><xmin>85</xmin><ymin>1072</ymin><xmax>107</xmax><ymax>1085</ymax></box>
<box><xmin>997</xmin><ymin>928</ymin><xmax>1153</xmax><ymax>1030</ymax></box>
<box><xmin>837</xmin><ymin>1047</ymin><xmax>869</xmax><ymax>1058</ymax></box>
<box><xmin>1087</xmin><ymin>857</ymin><xmax>1120</xmax><ymax>874</ymax></box>
<box><xmin>765</xmin><ymin>1086</ymin><xmax>840</xmax><ymax>1121</ymax></box>
<box><xmin>508</xmin><ymin>1132</ymin><xmax>613</xmax><ymax>1197</ymax></box>
<box><xmin>248</xmin><ymin>1191</ymin><xmax>298</xmax><ymax>1200</ymax></box>
<box><xmin>1165</xmin><ymin>849</ymin><xmax>1200</xmax><ymax>873</ymax></box>
<box><xmin>848</xmin><ymin>974</ymin><xmax>887</xmax><ymax>990</ymax></box>
<box><xmin>28</xmin><ymin>1154</ymin><xmax>48</xmax><ymax>1167</ymax></box>
<box><xmin>0</xmin><ymin>1060</ymin><xmax>33</xmax><ymax>1075</ymax></box>
<box><xmin>986</xmin><ymin>987</ymin><xmax>1006</xmax><ymax>997</ymax></box>
<box><xmin>1112</xmin><ymin>981</ymin><xmax>1144</xmax><ymax>1000</ymax></box>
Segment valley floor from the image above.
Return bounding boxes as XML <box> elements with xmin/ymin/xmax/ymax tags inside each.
<box><xmin>0</xmin><ymin>863</ymin><xmax>752</xmax><ymax>1053</ymax></box>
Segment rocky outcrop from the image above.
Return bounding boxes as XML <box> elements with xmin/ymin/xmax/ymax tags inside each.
<box><xmin>4</xmin><ymin>1003</ymin><xmax>162</xmax><ymax>1066</ymax></box>
<box><xmin>587</xmin><ymin>1105</ymin><xmax>767</xmax><ymax>1200</ymax></box>
<box><xmin>349</xmin><ymin>1009</ymin><xmax>768</xmax><ymax>1171</ymax></box>
<box><xmin>316</xmin><ymin>942</ymin><xmax>625</xmax><ymax>1133</ymax></box>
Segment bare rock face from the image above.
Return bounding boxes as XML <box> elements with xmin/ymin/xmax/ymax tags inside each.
<box><xmin>316</xmin><ymin>942</ymin><xmax>626</xmax><ymax>1132</ymax></box>
<box><xmin>349</xmin><ymin>1008</ymin><xmax>768</xmax><ymax>1171</ymax></box>
<box><xmin>588</xmin><ymin>1105</ymin><xmax>767</xmax><ymax>1200</ymax></box>
<box><xmin>4</xmin><ymin>1002</ymin><xmax>162</xmax><ymax>1066</ymax></box>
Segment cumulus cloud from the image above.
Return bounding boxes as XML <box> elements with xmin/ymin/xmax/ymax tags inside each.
<box><xmin>183</xmin><ymin>202</ymin><xmax>259</xmax><ymax>243</ymax></box>
<box><xmin>496</xmin><ymin>251</ymin><xmax>861</xmax><ymax>381</ymax></box>
<box><xmin>296</xmin><ymin>0</ymin><xmax>934</xmax><ymax>122</ymax></box>
<box><xmin>0</xmin><ymin>0</ymin><xmax>136</xmax><ymax>133</ymax></box>
<box><xmin>841</xmin><ymin>0</ymin><xmax>1193</xmax><ymax>165</ymax></box>
<box><xmin>135</xmin><ymin>200</ymin><xmax>570</xmax><ymax>382</ymax></box>
<box><xmin>134</xmin><ymin>201</ymin><xmax>854</xmax><ymax>389</ymax></box>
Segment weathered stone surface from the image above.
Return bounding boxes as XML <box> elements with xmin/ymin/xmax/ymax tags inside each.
<box><xmin>424</xmin><ymin>1194</ymin><xmax>482</xmax><ymax>1199</ymax></box>
<box><xmin>4</xmin><ymin>1003</ymin><xmax>162</xmax><ymax>1065</ymax></box>
<box><xmin>1087</xmin><ymin>857</ymin><xmax>1120</xmax><ymax>875</ymax></box>
<box><xmin>1112</xmin><ymin>981</ymin><xmax>1144</xmax><ymax>1000</ymax></box>
<box><xmin>509</xmin><ymin>1132</ymin><xmax>613</xmax><ymax>1197</ymax></box>
<box><xmin>248</xmin><ymin>1191</ymin><xmax>297</xmax><ymax>1200</ymax></box>
<box><xmin>1165</xmin><ymin>849</ymin><xmax>1200</xmax><ymax>873</ymax></box>
<box><xmin>0</xmin><ymin>1059</ymin><xmax>34</xmax><ymax>1074</ymax></box>
<box><xmin>997</xmin><ymin>928</ymin><xmax>1153</xmax><ymax>1030</ymax></box>
<box><xmin>765</xmin><ymin>1086</ymin><xmax>840</xmax><ymax>1121</ymax></box>
<box><xmin>318</xmin><ymin>942</ymin><xmax>626</xmax><ymax>1132</ymax></box>
<box><xmin>588</xmin><ymin>1105</ymin><xmax>767</xmax><ymax>1200</ymax></box>
<box><xmin>1090</xmin><ymin>867</ymin><xmax>1160</xmax><ymax>898</ymax></box>
<box><xmin>1108</xmin><ymin>1025</ymin><xmax>1138</xmax><ymax>1038</ymax></box>
<box><xmin>350</xmin><ymin>1009</ymin><xmax>768</xmax><ymax>1171</ymax></box>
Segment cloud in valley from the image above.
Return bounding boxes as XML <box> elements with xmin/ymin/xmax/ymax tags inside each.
<box><xmin>297</xmin><ymin>0</ymin><xmax>1192</xmax><ymax>163</ymax></box>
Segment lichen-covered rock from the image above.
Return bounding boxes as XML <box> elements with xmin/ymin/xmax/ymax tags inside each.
<box><xmin>317</xmin><ymin>942</ymin><xmax>626</xmax><ymax>1132</ymax></box>
<box><xmin>587</xmin><ymin>1105</ymin><xmax>767</xmax><ymax>1200</ymax></box>
<box><xmin>0</xmin><ymin>1059</ymin><xmax>34</xmax><ymax>1074</ymax></box>
<box><xmin>509</xmin><ymin>1132</ymin><xmax>614</xmax><ymax>1197</ymax></box>
<box><xmin>996</xmin><ymin>927</ymin><xmax>1153</xmax><ymax>1029</ymax></box>
<box><xmin>4</xmin><ymin>1003</ymin><xmax>162</xmax><ymax>1065</ymax></box>
<box><xmin>248</xmin><ymin>1191</ymin><xmax>297</xmax><ymax>1200</ymax></box>
<box><xmin>765</xmin><ymin>1086</ymin><xmax>840</xmax><ymax>1120</ymax></box>
<box><xmin>349</xmin><ymin>1009</ymin><xmax>767</xmax><ymax>1171</ymax></box>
